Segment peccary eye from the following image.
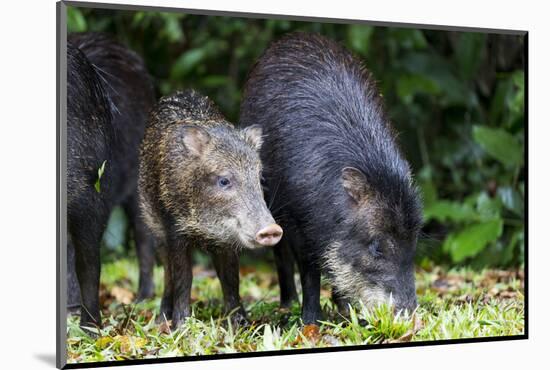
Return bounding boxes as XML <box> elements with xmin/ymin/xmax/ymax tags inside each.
<box><xmin>217</xmin><ymin>176</ymin><xmax>231</xmax><ymax>188</ymax></box>
<box><xmin>368</xmin><ymin>240</ymin><xmax>382</xmax><ymax>258</ymax></box>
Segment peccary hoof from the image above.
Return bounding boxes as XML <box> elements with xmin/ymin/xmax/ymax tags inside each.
<box><xmin>155</xmin><ymin>312</ymin><xmax>172</xmax><ymax>326</ymax></box>
<box><xmin>67</xmin><ymin>303</ymin><xmax>81</xmax><ymax>316</ymax></box>
<box><xmin>227</xmin><ymin>307</ymin><xmax>249</xmax><ymax>327</ymax></box>
<box><xmin>136</xmin><ymin>283</ymin><xmax>155</xmax><ymax>302</ymax></box>
<box><xmin>170</xmin><ymin>309</ymin><xmax>191</xmax><ymax>330</ymax></box>
<box><xmin>79</xmin><ymin>322</ymin><xmax>102</xmax><ymax>338</ymax></box>
<box><xmin>280</xmin><ymin>299</ymin><xmax>297</xmax><ymax>310</ymax></box>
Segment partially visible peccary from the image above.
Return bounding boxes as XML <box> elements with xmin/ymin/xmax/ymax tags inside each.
<box><xmin>67</xmin><ymin>33</ymin><xmax>155</xmax><ymax>330</ymax></box>
<box><xmin>139</xmin><ymin>89</ymin><xmax>282</xmax><ymax>328</ymax></box>
<box><xmin>240</xmin><ymin>32</ymin><xmax>423</xmax><ymax>324</ymax></box>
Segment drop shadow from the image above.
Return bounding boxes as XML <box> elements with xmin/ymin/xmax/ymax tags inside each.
<box><xmin>34</xmin><ymin>353</ymin><xmax>57</xmax><ymax>367</ymax></box>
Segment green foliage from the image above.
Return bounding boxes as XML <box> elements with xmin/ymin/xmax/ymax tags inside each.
<box><xmin>94</xmin><ymin>160</ymin><xmax>106</xmax><ymax>193</ymax></box>
<box><xmin>443</xmin><ymin>219</ymin><xmax>503</xmax><ymax>262</ymax></box>
<box><xmin>68</xmin><ymin>7</ymin><xmax>525</xmax><ymax>268</ymax></box>
<box><xmin>473</xmin><ymin>126</ymin><xmax>523</xmax><ymax>166</ymax></box>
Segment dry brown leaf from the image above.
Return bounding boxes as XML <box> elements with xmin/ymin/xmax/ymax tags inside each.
<box><xmin>292</xmin><ymin>324</ymin><xmax>321</xmax><ymax>346</ymax></box>
<box><xmin>99</xmin><ymin>283</ymin><xmax>114</xmax><ymax>308</ymax></box>
<box><xmin>158</xmin><ymin>320</ymin><xmax>172</xmax><ymax>335</ymax></box>
<box><xmin>111</xmin><ymin>286</ymin><xmax>134</xmax><ymax>305</ymax></box>
<box><xmin>139</xmin><ymin>309</ymin><xmax>154</xmax><ymax>322</ymax></box>
<box><xmin>386</xmin><ymin>312</ymin><xmax>424</xmax><ymax>344</ymax></box>
<box><xmin>239</xmin><ymin>266</ymin><xmax>257</xmax><ymax>276</ymax></box>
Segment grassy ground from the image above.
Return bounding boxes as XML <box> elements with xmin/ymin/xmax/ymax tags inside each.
<box><xmin>66</xmin><ymin>257</ymin><xmax>524</xmax><ymax>364</ymax></box>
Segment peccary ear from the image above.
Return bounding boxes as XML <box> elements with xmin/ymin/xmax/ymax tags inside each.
<box><xmin>341</xmin><ymin>167</ymin><xmax>370</xmax><ymax>203</ymax></box>
<box><xmin>242</xmin><ymin>125</ymin><xmax>263</xmax><ymax>151</ymax></box>
<box><xmin>181</xmin><ymin>125</ymin><xmax>211</xmax><ymax>157</ymax></box>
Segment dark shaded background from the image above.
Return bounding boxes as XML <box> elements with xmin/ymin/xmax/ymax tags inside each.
<box><xmin>68</xmin><ymin>6</ymin><xmax>525</xmax><ymax>268</ymax></box>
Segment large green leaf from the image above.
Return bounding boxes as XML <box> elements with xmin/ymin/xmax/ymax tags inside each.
<box><xmin>472</xmin><ymin>125</ymin><xmax>523</xmax><ymax>166</ymax></box>
<box><xmin>443</xmin><ymin>219</ymin><xmax>504</xmax><ymax>262</ymax></box>
<box><xmin>67</xmin><ymin>7</ymin><xmax>87</xmax><ymax>33</ymax></box>
<box><xmin>171</xmin><ymin>48</ymin><xmax>207</xmax><ymax>80</ymax></box>
<box><xmin>397</xmin><ymin>74</ymin><xmax>441</xmax><ymax>104</ymax></box>
<box><xmin>498</xmin><ymin>186</ymin><xmax>524</xmax><ymax>216</ymax></box>
<box><xmin>455</xmin><ymin>33</ymin><xmax>486</xmax><ymax>80</ymax></box>
<box><xmin>423</xmin><ymin>200</ymin><xmax>475</xmax><ymax>223</ymax></box>
<box><xmin>476</xmin><ymin>192</ymin><xmax>502</xmax><ymax>221</ymax></box>
<box><xmin>347</xmin><ymin>25</ymin><xmax>374</xmax><ymax>56</ymax></box>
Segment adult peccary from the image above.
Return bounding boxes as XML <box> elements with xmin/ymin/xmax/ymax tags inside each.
<box><xmin>139</xmin><ymin>89</ymin><xmax>283</xmax><ymax>328</ymax></box>
<box><xmin>240</xmin><ymin>32</ymin><xmax>423</xmax><ymax>324</ymax></box>
<box><xmin>67</xmin><ymin>33</ymin><xmax>155</xmax><ymax>331</ymax></box>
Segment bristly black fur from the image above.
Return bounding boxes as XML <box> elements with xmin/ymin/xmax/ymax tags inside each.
<box><xmin>240</xmin><ymin>32</ymin><xmax>422</xmax><ymax>323</ymax></box>
<box><xmin>241</xmin><ymin>32</ymin><xmax>422</xmax><ymax>246</ymax></box>
<box><xmin>66</xmin><ymin>33</ymin><xmax>156</xmax><ymax>331</ymax></box>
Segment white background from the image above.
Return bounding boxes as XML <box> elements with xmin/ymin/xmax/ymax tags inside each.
<box><xmin>0</xmin><ymin>0</ymin><xmax>545</xmax><ymax>368</ymax></box>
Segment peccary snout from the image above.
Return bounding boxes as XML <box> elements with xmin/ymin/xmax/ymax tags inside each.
<box><xmin>255</xmin><ymin>223</ymin><xmax>283</xmax><ymax>246</ymax></box>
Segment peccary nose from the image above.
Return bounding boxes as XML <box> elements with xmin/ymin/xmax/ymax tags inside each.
<box><xmin>255</xmin><ymin>224</ymin><xmax>283</xmax><ymax>246</ymax></box>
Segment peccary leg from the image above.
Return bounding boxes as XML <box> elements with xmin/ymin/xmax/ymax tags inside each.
<box><xmin>158</xmin><ymin>243</ymin><xmax>173</xmax><ymax>323</ymax></box>
<box><xmin>274</xmin><ymin>238</ymin><xmax>299</xmax><ymax>308</ymax></box>
<box><xmin>296</xmin><ymin>254</ymin><xmax>323</xmax><ymax>325</ymax></box>
<box><xmin>169</xmin><ymin>239</ymin><xmax>193</xmax><ymax>328</ymax></box>
<box><xmin>211</xmin><ymin>248</ymin><xmax>247</xmax><ymax>324</ymax></box>
<box><xmin>70</xmin><ymin>221</ymin><xmax>103</xmax><ymax>334</ymax></box>
<box><xmin>124</xmin><ymin>193</ymin><xmax>156</xmax><ymax>301</ymax></box>
<box><xmin>67</xmin><ymin>237</ymin><xmax>81</xmax><ymax>313</ymax></box>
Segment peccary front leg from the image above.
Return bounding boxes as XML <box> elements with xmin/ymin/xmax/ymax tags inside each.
<box><xmin>168</xmin><ymin>238</ymin><xmax>193</xmax><ymax>328</ymax></box>
<box><xmin>211</xmin><ymin>248</ymin><xmax>247</xmax><ymax>324</ymax></box>
<box><xmin>70</xmin><ymin>222</ymin><xmax>103</xmax><ymax>334</ymax></box>
<box><xmin>297</xmin><ymin>256</ymin><xmax>323</xmax><ymax>325</ymax></box>
<box><xmin>67</xmin><ymin>237</ymin><xmax>81</xmax><ymax>313</ymax></box>
<box><xmin>274</xmin><ymin>238</ymin><xmax>299</xmax><ymax>308</ymax></box>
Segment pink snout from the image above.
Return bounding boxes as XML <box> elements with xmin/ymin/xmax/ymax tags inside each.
<box><xmin>255</xmin><ymin>224</ymin><xmax>283</xmax><ymax>246</ymax></box>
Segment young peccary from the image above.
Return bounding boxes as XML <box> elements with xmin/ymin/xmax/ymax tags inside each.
<box><xmin>67</xmin><ymin>33</ymin><xmax>155</xmax><ymax>330</ymax></box>
<box><xmin>240</xmin><ymin>32</ymin><xmax>423</xmax><ymax>324</ymax></box>
<box><xmin>139</xmin><ymin>89</ymin><xmax>283</xmax><ymax>327</ymax></box>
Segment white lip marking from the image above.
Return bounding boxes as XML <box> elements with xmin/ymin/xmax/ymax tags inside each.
<box><xmin>323</xmin><ymin>241</ymin><xmax>393</xmax><ymax>307</ymax></box>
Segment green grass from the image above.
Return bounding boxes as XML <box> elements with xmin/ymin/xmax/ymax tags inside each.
<box><xmin>66</xmin><ymin>258</ymin><xmax>524</xmax><ymax>363</ymax></box>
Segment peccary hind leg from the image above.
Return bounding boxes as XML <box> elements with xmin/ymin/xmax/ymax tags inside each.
<box><xmin>296</xmin><ymin>251</ymin><xmax>323</xmax><ymax>325</ymax></box>
<box><xmin>70</xmin><ymin>218</ymin><xmax>104</xmax><ymax>334</ymax></box>
<box><xmin>67</xmin><ymin>238</ymin><xmax>81</xmax><ymax>313</ymax></box>
<box><xmin>124</xmin><ymin>193</ymin><xmax>156</xmax><ymax>301</ymax></box>
<box><xmin>274</xmin><ymin>238</ymin><xmax>299</xmax><ymax>308</ymax></box>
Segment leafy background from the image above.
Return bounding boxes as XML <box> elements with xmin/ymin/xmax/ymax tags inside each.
<box><xmin>68</xmin><ymin>6</ymin><xmax>525</xmax><ymax>269</ymax></box>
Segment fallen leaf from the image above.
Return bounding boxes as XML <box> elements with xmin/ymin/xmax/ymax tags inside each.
<box><xmin>239</xmin><ymin>266</ymin><xmax>257</xmax><ymax>276</ymax></box>
<box><xmin>95</xmin><ymin>336</ymin><xmax>113</xmax><ymax>349</ymax></box>
<box><xmin>99</xmin><ymin>283</ymin><xmax>114</xmax><ymax>308</ymax></box>
<box><xmin>385</xmin><ymin>312</ymin><xmax>424</xmax><ymax>343</ymax></box>
<box><xmin>158</xmin><ymin>320</ymin><xmax>172</xmax><ymax>335</ymax></box>
<box><xmin>293</xmin><ymin>324</ymin><xmax>321</xmax><ymax>345</ymax></box>
<box><xmin>111</xmin><ymin>286</ymin><xmax>134</xmax><ymax>305</ymax></box>
<box><xmin>114</xmin><ymin>335</ymin><xmax>147</xmax><ymax>353</ymax></box>
<box><xmin>412</xmin><ymin>313</ymin><xmax>424</xmax><ymax>332</ymax></box>
<box><xmin>498</xmin><ymin>289</ymin><xmax>518</xmax><ymax>299</ymax></box>
<box><xmin>139</xmin><ymin>309</ymin><xmax>154</xmax><ymax>322</ymax></box>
